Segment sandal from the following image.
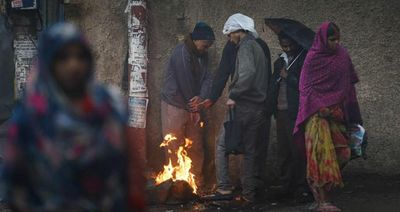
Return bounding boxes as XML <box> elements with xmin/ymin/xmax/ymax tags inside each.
<box><xmin>308</xmin><ymin>202</ymin><xmax>319</xmax><ymax>210</ymax></box>
<box><xmin>234</xmin><ymin>195</ymin><xmax>254</xmax><ymax>203</ymax></box>
<box><xmin>316</xmin><ymin>202</ymin><xmax>342</xmax><ymax>212</ymax></box>
<box><xmin>230</xmin><ymin>195</ymin><xmax>254</xmax><ymax>208</ymax></box>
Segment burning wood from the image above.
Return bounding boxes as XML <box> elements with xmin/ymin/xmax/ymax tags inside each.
<box><xmin>155</xmin><ymin>134</ymin><xmax>198</xmax><ymax>194</ymax></box>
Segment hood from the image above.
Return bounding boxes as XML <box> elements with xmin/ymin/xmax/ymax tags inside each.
<box><xmin>37</xmin><ymin>22</ymin><xmax>93</xmax><ymax>80</ymax></box>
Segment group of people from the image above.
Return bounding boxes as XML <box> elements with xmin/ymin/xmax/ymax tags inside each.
<box><xmin>161</xmin><ymin>13</ymin><xmax>362</xmax><ymax>211</ymax></box>
<box><xmin>0</xmin><ymin>13</ymin><xmax>362</xmax><ymax>212</ymax></box>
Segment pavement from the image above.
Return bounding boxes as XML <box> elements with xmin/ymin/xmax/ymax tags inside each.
<box><xmin>0</xmin><ymin>123</ymin><xmax>398</xmax><ymax>211</ymax></box>
<box><xmin>148</xmin><ymin>174</ymin><xmax>400</xmax><ymax>212</ymax></box>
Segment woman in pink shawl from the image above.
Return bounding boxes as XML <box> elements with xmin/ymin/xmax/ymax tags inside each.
<box><xmin>294</xmin><ymin>22</ymin><xmax>362</xmax><ymax>211</ymax></box>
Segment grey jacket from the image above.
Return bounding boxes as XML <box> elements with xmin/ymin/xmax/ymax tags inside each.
<box><xmin>161</xmin><ymin>43</ymin><xmax>212</xmax><ymax>110</ymax></box>
<box><xmin>229</xmin><ymin>34</ymin><xmax>269</xmax><ymax>107</ymax></box>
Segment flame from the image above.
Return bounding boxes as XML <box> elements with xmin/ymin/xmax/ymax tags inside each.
<box><xmin>200</xmin><ymin>122</ymin><xmax>204</xmax><ymax>128</ymax></box>
<box><xmin>160</xmin><ymin>134</ymin><xmax>177</xmax><ymax>147</ymax></box>
<box><xmin>155</xmin><ymin>134</ymin><xmax>198</xmax><ymax>193</ymax></box>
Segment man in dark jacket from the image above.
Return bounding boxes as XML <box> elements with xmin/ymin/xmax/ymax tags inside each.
<box><xmin>161</xmin><ymin>22</ymin><xmax>214</xmax><ymax>188</ymax></box>
<box><xmin>269</xmin><ymin>32</ymin><xmax>310</xmax><ymax>201</ymax></box>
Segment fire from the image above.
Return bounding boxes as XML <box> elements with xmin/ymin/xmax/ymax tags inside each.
<box><xmin>155</xmin><ymin>134</ymin><xmax>198</xmax><ymax>194</ymax></box>
<box><xmin>200</xmin><ymin>121</ymin><xmax>204</xmax><ymax>128</ymax></box>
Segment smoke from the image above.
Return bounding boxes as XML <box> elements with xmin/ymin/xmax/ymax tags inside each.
<box><xmin>0</xmin><ymin>15</ymin><xmax>15</xmax><ymax>122</ymax></box>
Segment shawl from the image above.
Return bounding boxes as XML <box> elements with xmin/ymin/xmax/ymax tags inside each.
<box><xmin>294</xmin><ymin>21</ymin><xmax>361</xmax><ymax>135</ymax></box>
<box><xmin>2</xmin><ymin>23</ymin><xmax>131</xmax><ymax>211</ymax></box>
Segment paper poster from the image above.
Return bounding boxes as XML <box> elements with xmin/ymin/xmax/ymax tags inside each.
<box><xmin>11</xmin><ymin>0</ymin><xmax>37</xmax><ymax>9</ymax></box>
<box><xmin>126</xmin><ymin>0</ymin><xmax>148</xmax><ymax>97</ymax></box>
<box><xmin>128</xmin><ymin>97</ymin><xmax>148</xmax><ymax>128</ymax></box>
<box><xmin>14</xmin><ymin>35</ymin><xmax>37</xmax><ymax>98</ymax></box>
<box><xmin>11</xmin><ymin>0</ymin><xmax>23</xmax><ymax>8</ymax></box>
<box><xmin>126</xmin><ymin>0</ymin><xmax>148</xmax><ymax>127</ymax></box>
<box><xmin>125</xmin><ymin>0</ymin><xmax>147</xmax><ymax>34</ymax></box>
<box><xmin>128</xmin><ymin>32</ymin><xmax>147</xmax><ymax>63</ymax></box>
<box><xmin>129</xmin><ymin>64</ymin><xmax>147</xmax><ymax>94</ymax></box>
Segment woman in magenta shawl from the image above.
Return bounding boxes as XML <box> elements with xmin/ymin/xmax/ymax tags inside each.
<box><xmin>294</xmin><ymin>22</ymin><xmax>362</xmax><ymax>211</ymax></box>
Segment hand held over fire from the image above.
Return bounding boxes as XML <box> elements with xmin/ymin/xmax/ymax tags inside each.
<box><xmin>188</xmin><ymin>96</ymin><xmax>203</xmax><ymax>112</ymax></box>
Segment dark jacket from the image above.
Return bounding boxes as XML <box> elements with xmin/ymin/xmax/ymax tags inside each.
<box><xmin>268</xmin><ymin>50</ymin><xmax>307</xmax><ymax>120</ymax></box>
<box><xmin>209</xmin><ymin>39</ymin><xmax>271</xmax><ymax>103</ymax></box>
<box><xmin>161</xmin><ymin>38</ymin><xmax>212</xmax><ymax>110</ymax></box>
<box><xmin>229</xmin><ymin>34</ymin><xmax>269</xmax><ymax>107</ymax></box>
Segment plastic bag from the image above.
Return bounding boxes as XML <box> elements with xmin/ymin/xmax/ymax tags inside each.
<box><xmin>350</xmin><ymin>124</ymin><xmax>367</xmax><ymax>159</ymax></box>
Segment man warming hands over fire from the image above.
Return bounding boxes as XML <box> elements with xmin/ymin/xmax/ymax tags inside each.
<box><xmin>160</xmin><ymin>22</ymin><xmax>214</xmax><ymax>190</ymax></box>
<box><xmin>210</xmin><ymin>14</ymin><xmax>270</xmax><ymax>203</ymax></box>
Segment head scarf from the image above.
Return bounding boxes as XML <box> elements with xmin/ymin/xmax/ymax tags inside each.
<box><xmin>3</xmin><ymin>22</ymin><xmax>129</xmax><ymax>210</ymax></box>
<box><xmin>294</xmin><ymin>21</ymin><xmax>360</xmax><ymax>134</ymax></box>
<box><xmin>223</xmin><ymin>13</ymin><xmax>259</xmax><ymax>38</ymax></box>
<box><xmin>24</xmin><ymin>22</ymin><xmax>126</xmax><ymax>120</ymax></box>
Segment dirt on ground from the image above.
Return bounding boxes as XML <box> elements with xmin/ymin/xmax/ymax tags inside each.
<box><xmin>148</xmin><ymin>174</ymin><xmax>400</xmax><ymax>212</ymax></box>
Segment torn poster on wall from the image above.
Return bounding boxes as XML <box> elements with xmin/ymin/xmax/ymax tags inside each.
<box><xmin>11</xmin><ymin>0</ymin><xmax>37</xmax><ymax>10</ymax></box>
<box><xmin>128</xmin><ymin>97</ymin><xmax>148</xmax><ymax>128</ymax></box>
<box><xmin>130</xmin><ymin>64</ymin><xmax>147</xmax><ymax>93</ymax></box>
<box><xmin>126</xmin><ymin>0</ymin><xmax>148</xmax><ymax>128</ymax></box>
<box><xmin>14</xmin><ymin>35</ymin><xmax>37</xmax><ymax>98</ymax></box>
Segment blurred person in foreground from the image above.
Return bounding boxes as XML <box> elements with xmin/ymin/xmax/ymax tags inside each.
<box><xmin>294</xmin><ymin>22</ymin><xmax>362</xmax><ymax>211</ymax></box>
<box><xmin>1</xmin><ymin>23</ymin><xmax>145</xmax><ymax>211</ymax></box>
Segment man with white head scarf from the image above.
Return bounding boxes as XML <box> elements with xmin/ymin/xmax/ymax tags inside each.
<box><xmin>222</xmin><ymin>13</ymin><xmax>259</xmax><ymax>38</ymax></box>
<box><xmin>213</xmin><ymin>13</ymin><xmax>270</xmax><ymax>203</ymax></box>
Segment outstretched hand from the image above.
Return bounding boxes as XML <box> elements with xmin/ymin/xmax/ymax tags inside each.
<box><xmin>318</xmin><ymin>107</ymin><xmax>330</xmax><ymax>117</ymax></box>
<box><xmin>188</xmin><ymin>96</ymin><xmax>203</xmax><ymax>112</ymax></box>
<box><xmin>226</xmin><ymin>98</ymin><xmax>236</xmax><ymax>108</ymax></box>
<box><xmin>280</xmin><ymin>68</ymin><xmax>288</xmax><ymax>79</ymax></box>
<box><xmin>200</xmin><ymin>99</ymin><xmax>214</xmax><ymax>110</ymax></box>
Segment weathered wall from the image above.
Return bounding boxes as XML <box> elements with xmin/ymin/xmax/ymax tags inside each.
<box><xmin>67</xmin><ymin>0</ymin><xmax>400</xmax><ymax>181</ymax></box>
<box><xmin>65</xmin><ymin>1</ymin><xmax>128</xmax><ymax>87</ymax></box>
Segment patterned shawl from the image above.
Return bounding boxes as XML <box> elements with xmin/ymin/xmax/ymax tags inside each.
<box><xmin>2</xmin><ymin>23</ymin><xmax>134</xmax><ymax>211</ymax></box>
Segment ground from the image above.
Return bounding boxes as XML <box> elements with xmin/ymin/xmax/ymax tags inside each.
<box><xmin>148</xmin><ymin>174</ymin><xmax>400</xmax><ymax>212</ymax></box>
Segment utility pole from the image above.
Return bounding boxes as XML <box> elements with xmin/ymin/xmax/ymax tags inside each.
<box><xmin>125</xmin><ymin>0</ymin><xmax>148</xmax><ymax>168</ymax></box>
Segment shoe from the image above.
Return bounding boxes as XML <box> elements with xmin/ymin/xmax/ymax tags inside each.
<box><xmin>201</xmin><ymin>189</ymin><xmax>234</xmax><ymax>201</ymax></box>
<box><xmin>216</xmin><ymin>188</ymin><xmax>233</xmax><ymax>195</ymax></box>
<box><xmin>238</xmin><ymin>195</ymin><xmax>254</xmax><ymax>203</ymax></box>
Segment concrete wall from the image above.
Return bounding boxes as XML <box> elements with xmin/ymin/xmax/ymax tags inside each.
<box><xmin>66</xmin><ymin>0</ymin><xmax>400</xmax><ymax>180</ymax></box>
<box><xmin>65</xmin><ymin>1</ymin><xmax>128</xmax><ymax>88</ymax></box>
